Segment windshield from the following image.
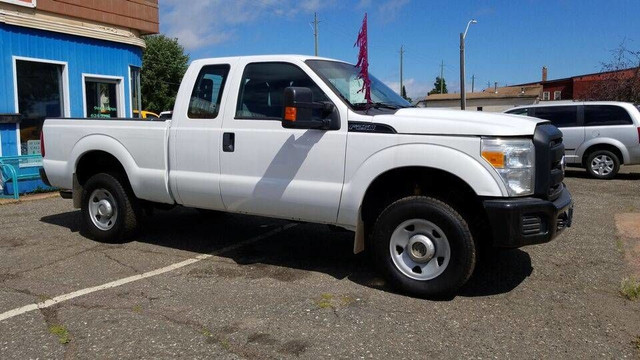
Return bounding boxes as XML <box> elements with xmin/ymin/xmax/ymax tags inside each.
<box><xmin>306</xmin><ymin>60</ymin><xmax>411</xmax><ymax>110</ymax></box>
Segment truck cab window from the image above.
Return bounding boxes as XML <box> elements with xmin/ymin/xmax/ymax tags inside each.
<box><xmin>188</xmin><ymin>64</ymin><xmax>230</xmax><ymax>119</ymax></box>
<box><xmin>236</xmin><ymin>62</ymin><xmax>329</xmax><ymax>120</ymax></box>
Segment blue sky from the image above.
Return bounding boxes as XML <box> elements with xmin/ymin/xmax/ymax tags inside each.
<box><xmin>159</xmin><ymin>0</ymin><xmax>640</xmax><ymax>99</ymax></box>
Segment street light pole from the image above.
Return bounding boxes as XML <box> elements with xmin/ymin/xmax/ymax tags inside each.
<box><xmin>460</xmin><ymin>19</ymin><xmax>477</xmax><ymax>110</ymax></box>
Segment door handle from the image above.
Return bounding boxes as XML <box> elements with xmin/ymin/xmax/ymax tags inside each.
<box><xmin>223</xmin><ymin>132</ymin><xmax>235</xmax><ymax>152</ymax></box>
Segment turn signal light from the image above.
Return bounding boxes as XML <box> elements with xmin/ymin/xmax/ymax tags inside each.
<box><xmin>482</xmin><ymin>151</ymin><xmax>505</xmax><ymax>168</ymax></box>
<box><xmin>284</xmin><ymin>106</ymin><xmax>297</xmax><ymax>121</ymax></box>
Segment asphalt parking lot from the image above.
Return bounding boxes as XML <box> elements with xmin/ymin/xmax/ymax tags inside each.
<box><xmin>1</xmin><ymin>167</ymin><xmax>639</xmax><ymax>359</ymax></box>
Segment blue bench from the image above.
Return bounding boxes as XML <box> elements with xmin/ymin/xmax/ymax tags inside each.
<box><xmin>0</xmin><ymin>155</ymin><xmax>48</xmax><ymax>199</ymax></box>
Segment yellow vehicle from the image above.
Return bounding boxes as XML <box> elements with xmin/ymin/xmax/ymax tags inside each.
<box><xmin>133</xmin><ymin>110</ymin><xmax>160</xmax><ymax>119</ymax></box>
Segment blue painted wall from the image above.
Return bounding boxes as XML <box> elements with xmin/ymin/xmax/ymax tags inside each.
<box><xmin>0</xmin><ymin>23</ymin><xmax>143</xmax><ymax>193</ymax></box>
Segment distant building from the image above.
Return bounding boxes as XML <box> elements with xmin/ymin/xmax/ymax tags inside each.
<box><xmin>418</xmin><ymin>66</ymin><xmax>639</xmax><ymax>112</ymax></box>
<box><xmin>0</xmin><ymin>0</ymin><xmax>158</xmax><ymax>193</ymax></box>
<box><xmin>418</xmin><ymin>84</ymin><xmax>542</xmax><ymax>112</ymax></box>
<box><xmin>516</xmin><ymin>66</ymin><xmax>639</xmax><ymax>101</ymax></box>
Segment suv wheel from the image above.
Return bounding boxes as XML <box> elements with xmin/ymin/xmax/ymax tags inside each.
<box><xmin>586</xmin><ymin>150</ymin><xmax>620</xmax><ymax>179</ymax></box>
<box><xmin>81</xmin><ymin>173</ymin><xmax>140</xmax><ymax>242</ymax></box>
<box><xmin>371</xmin><ymin>196</ymin><xmax>476</xmax><ymax>298</ymax></box>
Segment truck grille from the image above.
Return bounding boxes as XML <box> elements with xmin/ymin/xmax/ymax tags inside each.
<box><xmin>533</xmin><ymin>124</ymin><xmax>565</xmax><ymax>201</ymax></box>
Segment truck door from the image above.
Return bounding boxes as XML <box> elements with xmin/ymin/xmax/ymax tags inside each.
<box><xmin>169</xmin><ymin>64</ymin><xmax>232</xmax><ymax>209</ymax></box>
<box><xmin>219</xmin><ymin>61</ymin><xmax>347</xmax><ymax>223</ymax></box>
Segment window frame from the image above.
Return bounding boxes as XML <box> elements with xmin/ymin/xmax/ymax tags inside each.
<box><xmin>129</xmin><ymin>66</ymin><xmax>142</xmax><ymax>118</ymax></box>
<box><xmin>82</xmin><ymin>73</ymin><xmax>125</xmax><ymax>118</ymax></box>
<box><xmin>553</xmin><ymin>91</ymin><xmax>562</xmax><ymax>100</ymax></box>
<box><xmin>542</xmin><ymin>91</ymin><xmax>550</xmax><ymax>101</ymax></box>
<box><xmin>12</xmin><ymin>56</ymin><xmax>70</xmax><ymax>156</ymax></box>
<box><xmin>186</xmin><ymin>64</ymin><xmax>231</xmax><ymax>120</ymax></box>
<box><xmin>234</xmin><ymin>61</ymin><xmax>333</xmax><ymax>121</ymax></box>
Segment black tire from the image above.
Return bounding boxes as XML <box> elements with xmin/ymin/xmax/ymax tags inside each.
<box><xmin>81</xmin><ymin>173</ymin><xmax>140</xmax><ymax>243</ymax></box>
<box><xmin>371</xmin><ymin>196</ymin><xmax>476</xmax><ymax>298</ymax></box>
<box><xmin>585</xmin><ymin>150</ymin><xmax>620</xmax><ymax>179</ymax></box>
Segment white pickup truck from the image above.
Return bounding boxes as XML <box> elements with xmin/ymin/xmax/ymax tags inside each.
<box><xmin>41</xmin><ymin>55</ymin><xmax>573</xmax><ymax>297</ymax></box>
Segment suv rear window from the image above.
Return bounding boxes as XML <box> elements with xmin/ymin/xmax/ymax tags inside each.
<box><xmin>584</xmin><ymin>105</ymin><xmax>633</xmax><ymax>126</ymax></box>
<box><xmin>532</xmin><ymin>106</ymin><xmax>578</xmax><ymax>128</ymax></box>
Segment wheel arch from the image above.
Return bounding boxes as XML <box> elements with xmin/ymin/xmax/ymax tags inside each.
<box><xmin>579</xmin><ymin>139</ymin><xmax>628</xmax><ymax>165</ymax></box>
<box><xmin>338</xmin><ymin>143</ymin><xmax>503</xmax><ymax>253</ymax></box>
<box><xmin>69</xmin><ymin>135</ymin><xmax>141</xmax><ymax>204</ymax></box>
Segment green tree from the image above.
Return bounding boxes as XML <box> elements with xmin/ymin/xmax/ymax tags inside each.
<box><xmin>428</xmin><ymin>76</ymin><xmax>447</xmax><ymax>95</ymax></box>
<box><xmin>401</xmin><ymin>85</ymin><xmax>412</xmax><ymax>103</ymax></box>
<box><xmin>141</xmin><ymin>35</ymin><xmax>189</xmax><ymax>113</ymax></box>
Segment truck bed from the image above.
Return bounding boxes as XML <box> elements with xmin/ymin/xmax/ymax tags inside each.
<box><xmin>43</xmin><ymin>118</ymin><xmax>173</xmax><ymax>204</ymax></box>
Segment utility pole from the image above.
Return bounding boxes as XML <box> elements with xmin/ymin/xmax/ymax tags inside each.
<box><xmin>459</xmin><ymin>19</ymin><xmax>477</xmax><ymax>110</ymax></box>
<box><xmin>400</xmin><ymin>45</ymin><xmax>405</xmax><ymax>96</ymax></box>
<box><xmin>312</xmin><ymin>12</ymin><xmax>319</xmax><ymax>56</ymax></box>
<box><xmin>487</xmin><ymin>81</ymin><xmax>491</xmax><ymax>89</ymax></box>
<box><xmin>440</xmin><ymin>60</ymin><xmax>444</xmax><ymax>94</ymax></box>
<box><xmin>471</xmin><ymin>74</ymin><xmax>475</xmax><ymax>93</ymax></box>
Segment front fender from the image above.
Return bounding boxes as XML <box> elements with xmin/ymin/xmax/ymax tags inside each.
<box><xmin>337</xmin><ymin>143</ymin><xmax>506</xmax><ymax>228</ymax></box>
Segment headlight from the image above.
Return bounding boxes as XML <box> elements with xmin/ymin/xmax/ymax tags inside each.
<box><xmin>481</xmin><ymin>138</ymin><xmax>535</xmax><ymax>196</ymax></box>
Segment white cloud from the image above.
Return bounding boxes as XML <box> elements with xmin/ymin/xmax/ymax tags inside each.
<box><xmin>357</xmin><ymin>0</ymin><xmax>372</xmax><ymax>8</ymax></box>
<box><xmin>379</xmin><ymin>0</ymin><xmax>410</xmax><ymax>22</ymax></box>
<box><xmin>383</xmin><ymin>78</ymin><xmax>432</xmax><ymax>100</ymax></box>
<box><xmin>160</xmin><ymin>0</ymin><xmax>335</xmax><ymax>50</ymax></box>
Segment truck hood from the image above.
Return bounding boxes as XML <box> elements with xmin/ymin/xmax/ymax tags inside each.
<box><xmin>372</xmin><ymin>108</ymin><xmax>546</xmax><ymax>136</ymax></box>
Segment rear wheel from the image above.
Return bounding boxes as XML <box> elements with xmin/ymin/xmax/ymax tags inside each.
<box><xmin>81</xmin><ymin>173</ymin><xmax>140</xmax><ymax>242</ymax></box>
<box><xmin>371</xmin><ymin>196</ymin><xmax>476</xmax><ymax>297</ymax></box>
<box><xmin>586</xmin><ymin>150</ymin><xmax>619</xmax><ymax>179</ymax></box>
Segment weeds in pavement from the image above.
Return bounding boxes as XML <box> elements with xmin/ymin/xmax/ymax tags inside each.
<box><xmin>49</xmin><ymin>325</ymin><xmax>70</xmax><ymax>344</ymax></box>
<box><xmin>620</xmin><ymin>277</ymin><xmax>640</xmax><ymax>300</ymax></box>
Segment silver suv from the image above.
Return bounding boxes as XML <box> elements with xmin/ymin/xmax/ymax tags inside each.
<box><xmin>506</xmin><ymin>102</ymin><xmax>640</xmax><ymax>179</ymax></box>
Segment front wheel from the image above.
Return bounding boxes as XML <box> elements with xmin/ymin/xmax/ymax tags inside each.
<box><xmin>371</xmin><ymin>196</ymin><xmax>476</xmax><ymax>297</ymax></box>
<box><xmin>586</xmin><ymin>150</ymin><xmax>620</xmax><ymax>179</ymax></box>
<box><xmin>81</xmin><ymin>173</ymin><xmax>140</xmax><ymax>242</ymax></box>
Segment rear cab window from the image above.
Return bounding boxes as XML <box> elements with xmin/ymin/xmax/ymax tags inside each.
<box><xmin>584</xmin><ymin>105</ymin><xmax>633</xmax><ymax>126</ymax></box>
<box><xmin>531</xmin><ymin>106</ymin><xmax>578</xmax><ymax>128</ymax></box>
<box><xmin>188</xmin><ymin>64</ymin><xmax>231</xmax><ymax>119</ymax></box>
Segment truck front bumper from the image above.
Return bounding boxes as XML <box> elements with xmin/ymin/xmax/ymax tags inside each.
<box><xmin>483</xmin><ymin>187</ymin><xmax>573</xmax><ymax>248</ymax></box>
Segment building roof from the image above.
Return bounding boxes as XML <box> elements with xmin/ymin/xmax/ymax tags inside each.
<box><xmin>425</xmin><ymin>84</ymin><xmax>542</xmax><ymax>101</ymax></box>
<box><xmin>515</xmin><ymin>67</ymin><xmax>639</xmax><ymax>87</ymax></box>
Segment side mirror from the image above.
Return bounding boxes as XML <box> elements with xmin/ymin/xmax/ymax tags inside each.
<box><xmin>282</xmin><ymin>87</ymin><xmax>336</xmax><ymax>130</ymax></box>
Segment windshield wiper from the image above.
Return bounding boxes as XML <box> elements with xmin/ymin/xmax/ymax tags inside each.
<box><xmin>352</xmin><ymin>102</ymin><xmax>404</xmax><ymax>110</ymax></box>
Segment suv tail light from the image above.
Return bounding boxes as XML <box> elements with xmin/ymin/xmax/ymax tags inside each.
<box><xmin>40</xmin><ymin>130</ymin><xmax>45</xmax><ymax>157</ymax></box>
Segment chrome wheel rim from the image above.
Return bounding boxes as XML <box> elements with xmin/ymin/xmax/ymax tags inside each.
<box><xmin>590</xmin><ymin>155</ymin><xmax>614</xmax><ymax>176</ymax></box>
<box><xmin>88</xmin><ymin>188</ymin><xmax>118</xmax><ymax>231</ymax></box>
<box><xmin>389</xmin><ymin>219</ymin><xmax>451</xmax><ymax>281</ymax></box>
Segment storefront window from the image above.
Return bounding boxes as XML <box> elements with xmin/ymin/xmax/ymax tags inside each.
<box><xmin>16</xmin><ymin>59</ymin><xmax>65</xmax><ymax>156</ymax></box>
<box><xmin>85</xmin><ymin>78</ymin><xmax>120</xmax><ymax>118</ymax></box>
<box><xmin>130</xmin><ymin>66</ymin><xmax>142</xmax><ymax>117</ymax></box>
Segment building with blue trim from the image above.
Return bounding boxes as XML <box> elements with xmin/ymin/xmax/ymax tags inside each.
<box><xmin>0</xmin><ymin>0</ymin><xmax>158</xmax><ymax>194</ymax></box>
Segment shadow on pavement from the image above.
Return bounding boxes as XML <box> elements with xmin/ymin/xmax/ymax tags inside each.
<box><xmin>564</xmin><ymin>168</ymin><xmax>640</xmax><ymax>180</ymax></box>
<box><xmin>40</xmin><ymin>207</ymin><xmax>532</xmax><ymax>299</ymax></box>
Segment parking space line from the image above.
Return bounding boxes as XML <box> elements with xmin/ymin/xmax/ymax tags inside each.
<box><xmin>0</xmin><ymin>223</ymin><xmax>297</xmax><ymax>322</ymax></box>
